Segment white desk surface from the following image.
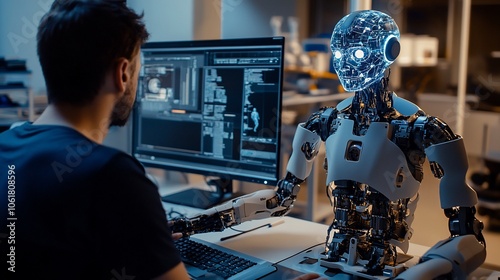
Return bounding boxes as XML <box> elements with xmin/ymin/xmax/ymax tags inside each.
<box><xmin>190</xmin><ymin>216</ymin><xmax>452</xmax><ymax>265</ymax></box>
<box><xmin>193</xmin><ymin>217</ymin><xmax>326</xmax><ymax>264</ymax></box>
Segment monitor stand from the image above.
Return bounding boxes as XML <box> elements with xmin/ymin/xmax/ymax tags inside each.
<box><xmin>161</xmin><ymin>178</ymin><xmax>244</xmax><ymax>209</ymax></box>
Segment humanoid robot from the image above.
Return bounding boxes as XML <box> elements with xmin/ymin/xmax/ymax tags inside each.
<box><xmin>251</xmin><ymin>108</ymin><xmax>260</xmax><ymax>132</ymax></box>
<box><xmin>171</xmin><ymin>10</ymin><xmax>486</xmax><ymax>279</ymax></box>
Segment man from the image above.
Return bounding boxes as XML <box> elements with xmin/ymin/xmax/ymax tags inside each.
<box><xmin>0</xmin><ymin>1</ymin><xmax>325</xmax><ymax>279</ymax></box>
<box><xmin>0</xmin><ymin>1</ymin><xmax>189</xmax><ymax>279</ymax></box>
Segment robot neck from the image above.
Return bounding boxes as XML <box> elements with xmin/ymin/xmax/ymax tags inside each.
<box><xmin>351</xmin><ymin>75</ymin><xmax>393</xmax><ymax>119</ymax></box>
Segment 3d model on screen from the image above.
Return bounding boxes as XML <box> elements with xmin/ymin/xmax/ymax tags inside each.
<box><xmin>171</xmin><ymin>10</ymin><xmax>486</xmax><ymax>279</ymax></box>
<box><xmin>251</xmin><ymin>108</ymin><xmax>260</xmax><ymax>132</ymax></box>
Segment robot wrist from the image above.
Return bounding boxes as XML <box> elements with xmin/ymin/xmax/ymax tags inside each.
<box><xmin>446</xmin><ymin>207</ymin><xmax>485</xmax><ymax>243</ymax></box>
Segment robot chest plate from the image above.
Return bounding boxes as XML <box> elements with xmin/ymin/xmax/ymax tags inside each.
<box><xmin>325</xmin><ymin>119</ymin><xmax>419</xmax><ymax>201</ymax></box>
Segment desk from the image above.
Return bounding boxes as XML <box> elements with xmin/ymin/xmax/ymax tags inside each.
<box><xmin>157</xmin><ymin>180</ymin><xmax>500</xmax><ymax>279</ymax></box>
<box><xmin>190</xmin><ymin>217</ymin><xmax>325</xmax><ymax>264</ymax></box>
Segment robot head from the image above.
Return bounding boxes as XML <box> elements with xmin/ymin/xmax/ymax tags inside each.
<box><xmin>330</xmin><ymin>10</ymin><xmax>400</xmax><ymax>92</ymax></box>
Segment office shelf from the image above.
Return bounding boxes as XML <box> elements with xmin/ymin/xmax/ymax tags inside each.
<box><xmin>0</xmin><ymin>69</ymin><xmax>33</xmax><ymax>127</ymax></box>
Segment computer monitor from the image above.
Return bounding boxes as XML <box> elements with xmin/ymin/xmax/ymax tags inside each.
<box><xmin>132</xmin><ymin>37</ymin><xmax>285</xmax><ymax>209</ymax></box>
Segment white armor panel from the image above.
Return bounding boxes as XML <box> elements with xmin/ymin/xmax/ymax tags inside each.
<box><xmin>287</xmin><ymin>123</ymin><xmax>322</xmax><ymax>180</ymax></box>
<box><xmin>325</xmin><ymin>119</ymin><xmax>420</xmax><ymax>201</ymax></box>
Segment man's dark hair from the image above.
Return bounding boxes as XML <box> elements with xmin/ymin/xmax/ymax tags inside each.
<box><xmin>37</xmin><ymin>0</ymin><xmax>150</xmax><ymax>105</ymax></box>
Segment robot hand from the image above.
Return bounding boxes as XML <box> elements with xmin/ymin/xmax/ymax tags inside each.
<box><xmin>395</xmin><ymin>235</ymin><xmax>486</xmax><ymax>280</ymax></box>
<box><xmin>170</xmin><ymin>189</ymin><xmax>293</xmax><ymax>237</ymax></box>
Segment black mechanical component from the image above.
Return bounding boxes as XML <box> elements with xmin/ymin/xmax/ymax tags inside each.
<box><xmin>171</xmin><ymin>214</ymin><xmax>225</xmax><ymax>237</ymax></box>
<box><xmin>346</xmin><ymin>141</ymin><xmax>363</xmax><ymax>161</ymax></box>
<box><xmin>421</xmin><ymin>116</ymin><xmax>457</xmax><ymax>148</ymax></box>
<box><xmin>320</xmin><ymin>107</ymin><xmax>337</xmax><ymax>141</ymax></box>
<box><xmin>301</xmin><ymin>142</ymin><xmax>319</xmax><ymax>161</ymax></box>
<box><xmin>445</xmin><ymin>206</ymin><xmax>485</xmax><ymax>245</ymax></box>
<box><xmin>276</xmin><ymin>172</ymin><xmax>304</xmax><ymax>208</ymax></box>
<box><xmin>304</xmin><ymin>106</ymin><xmax>338</xmax><ymax>141</ymax></box>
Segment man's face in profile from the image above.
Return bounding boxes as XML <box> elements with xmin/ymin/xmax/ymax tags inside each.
<box><xmin>110</xmin><ymin>51</ymin><xmax>141</xmax><ymax>127</ymax></box>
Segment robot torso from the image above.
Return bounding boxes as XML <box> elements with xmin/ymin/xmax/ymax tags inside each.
<box><xmin>325</xmin><ymin>94</ymin><xmax>426</xmax><ymax>201</ymax></box>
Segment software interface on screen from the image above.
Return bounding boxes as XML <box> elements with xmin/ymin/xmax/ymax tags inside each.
<box><xmin>132</xmin><ymin>37</ymin><xmax>284</xmax><ymax>195</ymax></box>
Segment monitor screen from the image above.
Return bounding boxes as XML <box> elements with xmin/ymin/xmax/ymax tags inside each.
<box><xmin>132</xmin><ymin>37</ymin><xmax>284</xmax><ymax>207</ymax></box>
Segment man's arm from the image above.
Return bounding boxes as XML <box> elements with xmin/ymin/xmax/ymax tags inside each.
<box><xmin>97</xmin><ymin>152</ymin><xmax>188</xmax><ymax>279</ymax></box>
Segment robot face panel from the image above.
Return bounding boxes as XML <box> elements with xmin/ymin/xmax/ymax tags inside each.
<box><xmin>330</xmin><ymin>10</ymin><xmax>400</xmax><ymax>92</ymax></box>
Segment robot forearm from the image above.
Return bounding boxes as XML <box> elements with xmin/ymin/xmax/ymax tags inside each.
<box><xmin>396</xmin><ymin>235</ymin><xmax>485</xmax><ymax>279</ymax></box>
<box><xmin>170</xmin><ymin>189</ymin><xmax>289</xmax><ymax>236</ymax></box>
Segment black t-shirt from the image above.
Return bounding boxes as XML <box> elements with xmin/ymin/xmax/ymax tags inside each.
<box><xmin>0</xmin><ymin>123</ymin><xmax>181</xmax><ymax>279</ymax></box>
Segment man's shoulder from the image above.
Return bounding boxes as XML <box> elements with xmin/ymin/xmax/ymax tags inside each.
<box><xmin>4</xmin><ymin>124</ymin><xmax>143</xmax><ymax>181</ymax></box>
<box><xmin>98</xmin><ymin>146</ymin><xmax>144</xmax><ymax>172</ymax></box>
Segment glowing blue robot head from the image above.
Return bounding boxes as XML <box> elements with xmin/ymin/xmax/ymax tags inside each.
<box><xmin>330</xmin><ymin>10</ymin><xmax>400</xmax><ymax>92</ymax></box>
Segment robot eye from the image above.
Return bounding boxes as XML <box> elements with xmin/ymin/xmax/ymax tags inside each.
<box><xmin>354</xmin><ymin>49</ymin><xmax>365</xmax><ymax>59</ymax></box>
<box><xmin>349</xmin><ymin>47</ymin><xmax>370</xmax><ymax>62</ymax></box>
<box><xmin>334</xmin><ymin>50</ymin><xmax>342</xmax><ymax>59</ymax></box>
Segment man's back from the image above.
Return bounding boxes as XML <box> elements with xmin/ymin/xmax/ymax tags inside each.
<box><xmin>0</xmin><ymin>124</ymin><xmax>181</xmax><ymax>279</ymax></box>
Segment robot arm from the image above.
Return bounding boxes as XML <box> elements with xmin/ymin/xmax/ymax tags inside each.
<box><xmin>171</xmin><ymin>115</ymin><xmax>325</xmax><ymax>237</ymax></box>
<box><xmin>425</xmin><ymin>137</ymin><xmax>484</xmax><ymax>239</ymax></box>
<box><xmin>170</xmin><ymin>189</ymin><xmax>288</xmax><ymax>236</ymax></box>
<box><xmin>395</xmin><ymin>235</ymin><xmax>485</xmax><ymax>280</ymax></box>
<box><xmin>397</xmin><ymin>117</ymin><xmax>486</xmax><ymax>279</ymax></box>
<box><xmin>418</xmin><ymin>116</ymin><xmax>485</xmax><ymax>242</ymax></box>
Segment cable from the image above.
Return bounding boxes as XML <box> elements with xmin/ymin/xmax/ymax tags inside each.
<box><xmin>166</xmin><ymin>208</ymin><xmax>188</xmax><ymax>220</ymax></box>
<box><xmin>275</xmin><ymin>242</ymin><xmax>326</xmax><ymax>265</ymax></box>
<box><xmin>221</xmin><ymin>224</ymin><xmax>270</xmax><ymax>241</ymax></box>
<box><xmin>221</xmin><ymin>220</ymin><xmax>286</xmax><ymax>241</ymax></box>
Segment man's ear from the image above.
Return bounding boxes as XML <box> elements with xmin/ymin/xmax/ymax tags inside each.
<box><xmin>114</xmin><ymin>57</ymin><xmax>130</xmax><ymax>93</ymax></box>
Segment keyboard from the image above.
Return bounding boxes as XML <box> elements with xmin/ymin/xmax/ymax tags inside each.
<box><xmin>174</xmin><ymin>237</ymin><xmax>277</xmax><ymax>279</ymax></box>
